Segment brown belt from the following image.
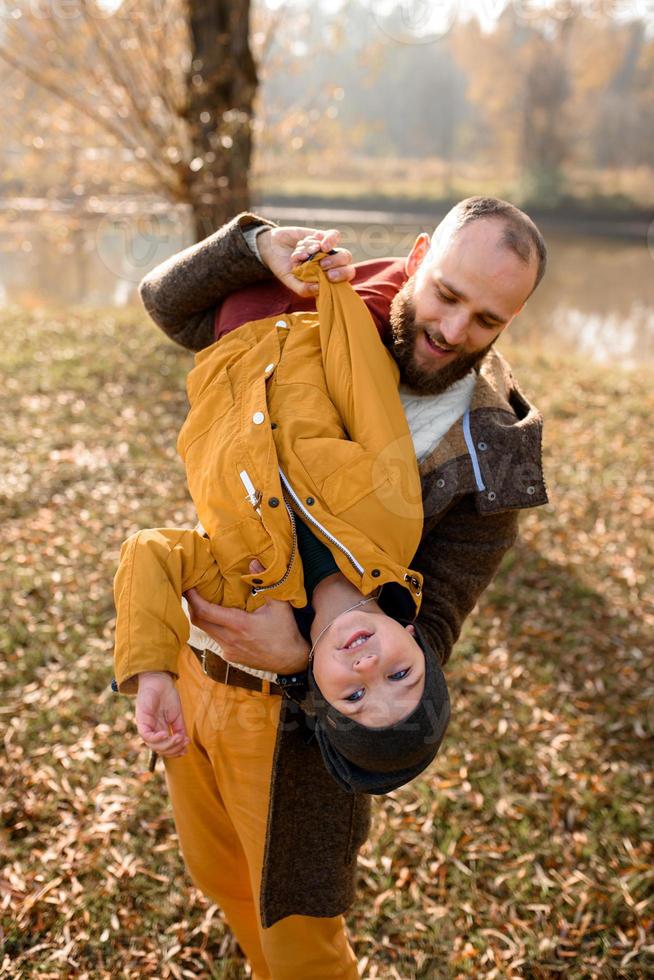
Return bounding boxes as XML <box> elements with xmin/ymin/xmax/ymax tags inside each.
<box><xmin>190</xmin><ymin>644</ymin><xmax>282</xmax><ymax>696</ymax></box>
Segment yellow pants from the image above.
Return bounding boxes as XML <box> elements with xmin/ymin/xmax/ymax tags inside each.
<box><xmin>164</xmin><ymin>644</ymin><xmax>360</xmax><ymax>980</ymax></box>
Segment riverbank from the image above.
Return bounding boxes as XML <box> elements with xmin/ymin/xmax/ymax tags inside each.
<box><xmin>1</xmin><ymin>190</ymin><xmax>651</xmax><ymax>243</ymax></box>
<box><xmin>1</xmin><ymin>308</ymin><xmax>652</xmax><ymax>978</ymax></box>
<box><xmin>253</xmin><ymin>157</ymin><xmax>654</xmax><ymax>242</ymax></box>
<box><xmin>255</xmin><ymin>196</ymin><xmax>652</xmax><ymax>243</ymax></box>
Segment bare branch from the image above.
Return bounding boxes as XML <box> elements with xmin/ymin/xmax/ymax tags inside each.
<box><xmin>258</xmin><ymin>1</ymin><xmax>289</xmax><ymax>67</ymax></box>
<box><xmin>78</xmin><ymin>0</ymin><xmax>172</xmax><ymax>157</ymax></box>
<box><xmin>132</xmin><ymin>3</ymin><xmax>187</xmax><ymax>124</ymax></box>
<box><xmin>85</xmin><ymin>0</ymin><xmax>190</xmax><ymax>163</ymax></box>
<box><xmin>0</xmin><ymin>46</ymin><xmax>184</xmax><ymax>199</ymax></box>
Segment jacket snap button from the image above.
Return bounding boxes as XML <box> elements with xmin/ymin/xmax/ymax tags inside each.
<box><xmin>271</xmin><ymin>422</ymin><xmax>278</xmax><ymax>430</ymax></box>
<box><xmin>252</xmin><ymin>411</ymin><xmax>265</xmax><ymax>425</ymax></box>
<box><xmin>264</xmin><ymin>362</ymin><xmax>275</xmax><ymax>376</ymax></box>
<box><xmin>268</xmin><ymin>497</ymin><xmax>280</xmax><ymax>507</ymax></box>
<box><xmin>526</xmin><ymin>485</ymin><xmax>536</xmax><ymax>495</ymax></box>
<box><xmin>436</xmin><ymin>478</ymin><xmax>445</xmax><ymax>489</ymax></box>
<box><xmin>252</xmin><ymin>578</ymin><xmax>263</xmax><ymax>585</ymax></box>
<box><xmin>306</xmin><ymin>497</ymin><xmax>315</xmax><ymax>506</ymax></box>
<box><xmin>275</xmin><ymin>319</ymin><xmax>287</xmax><ymax>328</ymax></box>
<box><xmin>478</xmin><ymin>441</ymin><xmax>488</xmax><ymax>451</ymax></box>
<box><xmin>371</xmin><ymin>569</ymin><xmax>381</xmax><ymax>578</ymax></box>
<box><xmin>487</xmin><ymin>490</ymin><xmax>496</xmax><ymax>501</ymax></box>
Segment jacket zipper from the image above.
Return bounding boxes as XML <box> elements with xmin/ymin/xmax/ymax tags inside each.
<box><xmin>251</xmin><ymin>497</ymin><xmax>298</xmax><ymax>596</ymax></box>
<box><xmin>277</xmin><ymin>467</ymin><xmax>365</xmax><ymax>576</ymax></box>
<box><xmin>239</xmin><ymin>469</ymin><xmax>263</xmax><ymax>517</ymax></box>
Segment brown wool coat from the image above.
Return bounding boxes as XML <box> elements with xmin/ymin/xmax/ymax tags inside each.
<box><xmin>137</xmin><ymin>213</ymin><xmax>548</xmax><ymax>928</ymax></box>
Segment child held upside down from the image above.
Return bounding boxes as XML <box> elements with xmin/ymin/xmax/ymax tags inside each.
<box><xmin>113</xmin><ymin>255</ymin><xmax>450</xmax><ymax>792</ymax></box>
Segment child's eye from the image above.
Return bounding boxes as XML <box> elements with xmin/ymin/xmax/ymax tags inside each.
<box><xmin>345</xmin><ymin>688</ymin><xmax>364</xmax><ymax>702</ymax></box>
<box><xmin>388</xmin><ymin>668</ymin><xmax>410</xmax><ymax>681</ymax></box>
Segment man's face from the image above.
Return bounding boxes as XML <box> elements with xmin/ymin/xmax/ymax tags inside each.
<box><xmin>389</xmin><ymin>219</ymin><xmax>537</xmax><ymax>394</ymax></box>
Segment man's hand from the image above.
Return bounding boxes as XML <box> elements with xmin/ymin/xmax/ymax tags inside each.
<box><xmin>257</xmin><ymin>226</ymin><xmax>355</xmax><ymax>298</ymax></box>
<box><xmin>135</xmin><ymin>671</ymin><xmax>189</xmax><ymax>758</ymax></box>
<box><xmin>185</xmin><ymin>563</ymin><xmax>310</xmax><ymax>675</ymax></box>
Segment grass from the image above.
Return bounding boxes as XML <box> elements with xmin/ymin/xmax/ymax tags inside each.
<box><xmin>0</xmin><ymin>308</ymin><xmax>652</xmax><ymax>978</ymax></box>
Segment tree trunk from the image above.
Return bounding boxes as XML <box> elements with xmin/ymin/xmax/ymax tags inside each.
<box><xmin>186</xmin><ymin>0</ymin><xmax>258</xmax><ymax>241</ymax></box>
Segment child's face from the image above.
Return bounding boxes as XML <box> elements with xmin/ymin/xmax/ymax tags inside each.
<box><xmin>311</xmin><ymin>610</ymin><xmax>426</xmax><ymax>729</ymax></box>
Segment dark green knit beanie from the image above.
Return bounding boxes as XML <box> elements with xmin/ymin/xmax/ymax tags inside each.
<box><xmin>304</xmin><ymin>622</ymin><xmax>450</xmax><ymax>795</ymax></box>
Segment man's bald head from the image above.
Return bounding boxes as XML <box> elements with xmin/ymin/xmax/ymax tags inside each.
<box><xmin>430</xmin><ymin>196</ymin><xmax>547</xmax><ymax>296</ymax></box>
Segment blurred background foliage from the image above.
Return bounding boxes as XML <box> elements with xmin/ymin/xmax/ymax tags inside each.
<box><xmin>1</xmin><ymin>0</ymin><xmax>653</xmax><ymax>232</ymax></box>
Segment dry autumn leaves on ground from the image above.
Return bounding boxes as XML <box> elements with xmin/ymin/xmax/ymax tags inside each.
<box><xmin>0</xmin><ymin>309</ymin><xmax>652</xmax><ymax>979</ymax></box>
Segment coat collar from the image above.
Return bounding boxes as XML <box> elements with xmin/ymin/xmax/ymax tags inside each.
<box><xmin>419</xmin><ymin>349</ymin><xmax>547</xmax><ymax>525</ymax></box>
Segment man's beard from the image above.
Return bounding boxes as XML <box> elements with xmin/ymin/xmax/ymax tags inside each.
<box><xmin>389</xmin><ymin>279</ymin><xmax>495</xmax><ymax>395</ymax></box>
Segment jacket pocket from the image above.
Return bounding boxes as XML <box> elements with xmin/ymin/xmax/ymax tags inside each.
<box><xmin>210</xmin><ymin>518</ymin><xmax>274</xmax><ymax>575</ymax></box>
<box><xmin>294</xmin><ymin>437</ymin><xmax>390</xmax><ymax>515</ymax></box>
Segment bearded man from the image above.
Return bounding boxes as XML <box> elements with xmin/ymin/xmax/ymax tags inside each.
<box><xmin>130</xmin><ymin>197</ymin><xmax>548</xmax><ymax>979</ymax></box>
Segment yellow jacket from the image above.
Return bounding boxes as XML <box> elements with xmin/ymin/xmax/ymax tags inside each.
<box><xmin>114</xmin><ymin>257</ymin><xmax>424</xmax><ymax>691</ymax></box>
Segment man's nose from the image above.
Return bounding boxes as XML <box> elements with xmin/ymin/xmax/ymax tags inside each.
<box><xmin>440</xmin><ymin>310</ymin><xmax>469</xmax><ymax>347</ymax></box>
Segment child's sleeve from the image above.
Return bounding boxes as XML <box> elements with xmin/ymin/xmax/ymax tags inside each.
<box><xmin>293</xmin><ymin>255</ymin><xmax>404</xmax><ymax>452</ymax></box>
<box><xmin>113</xmin><ymin>527</ymin><xmax>224</xmax><ymax>695</ymax></box>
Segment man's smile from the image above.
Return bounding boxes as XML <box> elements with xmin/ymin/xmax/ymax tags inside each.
<box><xmin>421</xmin><ymin>329</ymin><xmax>458</xmax><ymax>360</ymax></box>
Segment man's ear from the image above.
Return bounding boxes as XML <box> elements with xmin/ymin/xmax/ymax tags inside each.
<box><xmin>502</xmin><ymin>303</ymin><xmax>524</xmax><ymax>333</ymax></box>
<box><xmin>405</xmin><ymin>233</ymin><xmax>430</xmax><ymax>277</ymax></box>
<box><xmin>405</xmin><ymin>624</ymin><xmax>416</xmax><ymax>636</ymax></box>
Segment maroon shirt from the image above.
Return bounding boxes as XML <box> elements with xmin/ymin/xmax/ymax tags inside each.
<box><xmin>214</xmin><ymin>257</ymin><xmax>408</xmax><ymax>344</ymax></box>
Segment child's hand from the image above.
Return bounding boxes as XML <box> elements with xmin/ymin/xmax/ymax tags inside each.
<box><xmin>135</xmin><ymin>671</ymin><xmax>189</xmax><ymax>757</ymax></box>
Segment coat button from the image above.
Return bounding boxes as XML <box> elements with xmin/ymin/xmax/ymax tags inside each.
<box><xmin>487</xmin><ymin>490</ymin><xmax>496</xmax><ymax>501</ymax></box>
<box><xmin>526</xmin><ymin>485</ymin><xmax>536</xmax><ymax>495</ymax></box>
<box><xmin>275</xmin><ymin>319</ymin><xmax>287</xmax><ymax>328</ymax></box>
<box><xmin>478</xmin><ymin>441</ymin><xmax>488</xmax><ymax>451</ymax></box>
<box><xmin>252</xmin><ymin>411</ymin><xmax>265</xmax><ymax>425</ymax></box>
<box><xmin>306</xmin><ymin>497</ymin><xmax>315</xmax><ymax>506</ymax></box>
<box><xmin>264</xmin><ymin>362</ymin><xmax>275</xmax><ymax>377</ymax></box>
<box><xmin>268</xmin><ymin>497</ymin><xmax>280</xmax><ymax>507</ymax></box>
<box><xmin>371</xmin><ymin>569</ymin><xmax>381</xmax><ymax>578</ymax></box>
<box><xmin>436</xmin><ymin>478</ymin><xmax>445</xmax><ymax>489</ymax></box>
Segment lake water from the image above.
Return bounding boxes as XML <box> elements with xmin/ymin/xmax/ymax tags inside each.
<box><xmin>1</xmin><ymin>201</ymin><xmax>652</xmax><ymax>367</ymax></box>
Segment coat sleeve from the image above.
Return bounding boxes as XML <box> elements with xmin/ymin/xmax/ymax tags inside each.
<box><xmin>113</xmin><ymin>527</ymin><xmax>225</xmax><ymax>694</ymax></box>
<box><xmin>138</xmin><ymin>212</ymin><xmax>276</xmax><ymax>351</ymax></box>
<box><xmin>411</xmin><ymin>497</ymin><xmax>520</xmax><ymax>665</ymax></box>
